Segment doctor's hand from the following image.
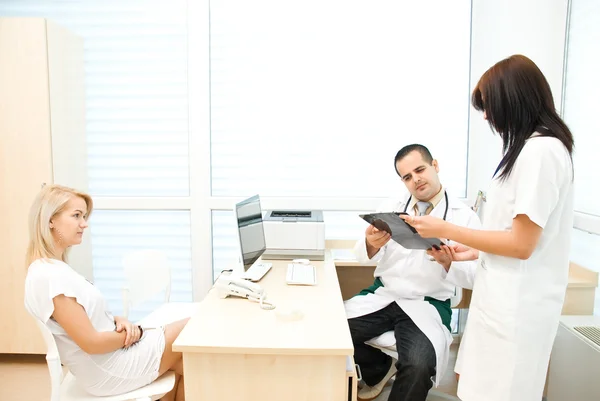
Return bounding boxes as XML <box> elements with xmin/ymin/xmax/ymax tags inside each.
<box><xmin>426</xmin><ymin>245</ymin><xmax>453</xmax><ymax>272</ymax></box>
<box><xmin>448</xmin><ymin>244</ymin><xmax>479</xmax><ymax>261</ymax></box>
<box><xmin>400</xmin><ymin>214</ymin><xmax>450</xmax><ymax>238</ymax></box>
<box><xmin>365</xmin><ymin>224</ymin><xmax>391</xmax><ymax>250</ymax></box>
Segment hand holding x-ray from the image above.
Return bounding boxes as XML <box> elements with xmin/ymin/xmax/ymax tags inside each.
<box><xmin>365</xmin><ymin>224</ymin><xmax>391</xmax><ymax>249</ymax></box>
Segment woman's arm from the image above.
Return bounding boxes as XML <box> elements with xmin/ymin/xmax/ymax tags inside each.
<box><xmin>403</xmin><ymin>214</ymin><xmax>542</xmax><ymax>260</ymax></box>
<box><xmin>52</xmin><ymin>294</ymin><xmax>127</xmax><ymax>355</ymax></box>
<box><xmin>114</xmin><ymin>315</ymin><xmax>142</xmax><ymax>347</ymax></box>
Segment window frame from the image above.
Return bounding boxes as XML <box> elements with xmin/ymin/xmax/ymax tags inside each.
<box><xmin>186</xmin><ymin>1</ymin><xmax>476</xmax><ymax>299</ymax></box>
<box><xmin>560</xmin><ymin>0</ymin><xmax>600</xmax><ymax>235</ymax></box>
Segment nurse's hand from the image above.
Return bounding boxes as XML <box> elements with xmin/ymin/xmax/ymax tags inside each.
<box><xmin>400</xmin><ymin>214</ymin><xmax>449</xmax><ymax>238</ymax></box>
<box><xmin>449</xmin><ymin>244</ymin><xmax>479</xmax><ymax>261</ymax></box>
<box><xmin>366</xmin><ymin>225</ymin><xmax>391</xmax><ymax>249</ymax></box>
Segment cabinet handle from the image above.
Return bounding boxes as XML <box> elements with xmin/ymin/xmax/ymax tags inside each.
<box><xmin>355</xmin><ymin>364</ymin><xmax>362</xmax><ymax>381</ymax></box>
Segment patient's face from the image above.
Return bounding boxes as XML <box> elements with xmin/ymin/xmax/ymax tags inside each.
<box><xmin>395</xmin><ymin>150</ymin><xmax>442</xmax><ymax>202</ymax></box>
<box><xmin>50</xmin><ymin>196</ymin><xmax>89</xmax><ymax>248</ymax></box>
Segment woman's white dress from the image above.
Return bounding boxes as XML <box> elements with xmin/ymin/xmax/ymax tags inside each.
<box><xmin>25</xmin><ymin>259</ymin><xmax>166</xmax><ymax>396</ymax></box>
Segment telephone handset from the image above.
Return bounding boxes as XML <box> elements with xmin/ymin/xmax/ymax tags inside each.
<box><xmin>214</xmin><ymin>273</ymin><xmax>276</xmax><ymax>310</ymax></box>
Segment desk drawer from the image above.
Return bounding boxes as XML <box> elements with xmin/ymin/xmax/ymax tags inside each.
<box><xmin>345</xmin><ymin>356</ymin><xmax>359</xmax><ymax>401</ymax></box>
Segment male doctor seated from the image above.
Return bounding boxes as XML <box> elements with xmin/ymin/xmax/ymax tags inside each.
<box><xmin>345</xmin><ymin>144</ymin><xmax>481</xmax><ymax>401</ymax></box>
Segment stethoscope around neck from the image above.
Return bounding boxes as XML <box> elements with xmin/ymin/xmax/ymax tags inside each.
<box><xmin>402</xmin><ymin>190</ymin><xmax>449</xmax><ymax>221</ymax></box>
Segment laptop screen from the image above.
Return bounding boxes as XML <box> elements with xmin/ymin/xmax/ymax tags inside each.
<box><xmin>234</xmin><ymin>195</ymin><xmax>267</xmax><ymax>269</ymax></box>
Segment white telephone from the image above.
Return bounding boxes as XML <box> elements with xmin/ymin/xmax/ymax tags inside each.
<box><xmin>214</xmin><ymin>273</ymin><xmax>275</xmax><ymax>310</ymax></box>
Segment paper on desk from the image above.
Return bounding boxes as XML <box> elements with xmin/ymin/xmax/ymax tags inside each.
<box><xmin>331</xmin><ymin>248</ymin><xmax>357</xmax><ymax>261</ymax></box>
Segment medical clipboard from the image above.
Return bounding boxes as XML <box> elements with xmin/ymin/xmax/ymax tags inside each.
<box><xmin>359</xmin><ymin>212</ymin><xmax>444</xmax><ymax>250</ymax></box>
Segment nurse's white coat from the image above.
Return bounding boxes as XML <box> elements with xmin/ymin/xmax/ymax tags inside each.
<box><xmin>456</xmin><ymin>136</ymin><xmax>574</xmax><ymax>401</ymax></box>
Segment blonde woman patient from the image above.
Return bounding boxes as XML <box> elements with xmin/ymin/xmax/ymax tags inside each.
<box><xmin>24</xmin><ymin>184</ymin><xmax>189</xmax><ymax>400</ymax></box>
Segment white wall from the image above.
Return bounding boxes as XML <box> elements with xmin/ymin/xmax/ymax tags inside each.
<box><xmin>467</xmin><ymin>0</ymin><xmax>570</xmax><ymax>199</ymax></box>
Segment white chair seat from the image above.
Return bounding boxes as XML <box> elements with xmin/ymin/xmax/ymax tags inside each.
<box><xmin>34</xmin><ymin>318</ymin><xmax>176</xmax><ymax>401</ymax></box>
<box><xmin>363</xmin><ymin>293</ymin><xmax>464</xmax><ymax>401</ymax></box>
<box><xmin>136</xmin><ymin>302</ymin><xmax>200</xmax><ymax>328</ymax></box>
<box><xmin>59</xmin><ymin>371</ymin><xmax>176</xmax><ymax>401</ymax></box>
<box><xmin>365</xmin><ymin>330</ymin><xmax>396</xmax><ymax>351</ymax></box>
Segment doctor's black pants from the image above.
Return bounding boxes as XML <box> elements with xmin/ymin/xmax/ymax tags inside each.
<box><xmin>347</xmin><ymin>302</ymin><xmax>436</xmax><ymax>401</ymax></box>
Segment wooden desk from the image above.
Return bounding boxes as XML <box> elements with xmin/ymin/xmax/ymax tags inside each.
<box><xmin>173</xmin><ymin>255</ymin><xmax>357</xmax><ymax>401</ymax></box>
<box><xmin>332</xmin><ymin>248</ymin><xmax>599</xmax><ymax>316</ymax></box>
<box><xmin>562</xmin><ymin>262</ymin><xmax>598</xmax><ymax>315</ymax></box>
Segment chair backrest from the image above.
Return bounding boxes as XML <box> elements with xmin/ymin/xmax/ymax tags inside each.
<box><xmin>450</xmin><ymin>287</ymin><xmax>462</xmax><ymax>308</ymax></box>
<box><xmin>35</xmin><ymin>319</ymin><xmax>64</xmax><ymax>401</ymax></box>
<box><xmin>122</xmin><ymin>249</ymin><xmax>171</xmax><ymax>318</ymax></box>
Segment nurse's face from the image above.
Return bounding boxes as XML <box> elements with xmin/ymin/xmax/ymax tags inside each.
<box><xmin>395</xmin><ymin>150</ymin><xmax>442</xmax><ymax>202</ymax></box>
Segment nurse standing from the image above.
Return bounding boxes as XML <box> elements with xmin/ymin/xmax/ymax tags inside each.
<box><xmin>403</xmin><ymin>54</ymin><xmax>575</xmax><ymax>401</ymax></box>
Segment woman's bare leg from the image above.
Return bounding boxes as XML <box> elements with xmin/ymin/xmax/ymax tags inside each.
<box><xmin>153</xmin><ymin>318</ymin><xmax>189</xmax><ymax>401</ymax></box>
<box><xmin>161</xmin><ymin>374</ymin><xmax>181</xmax><ymax>401</ymax></box>
<box><xmin>158</xmin><ymin>318</ymin><xmax>189</xmax><ymax>376</ymax></box>
<box><xmin>175</xmin><ymin>375</ymin><xmax>185</xmax><ymax>401</ymax></box>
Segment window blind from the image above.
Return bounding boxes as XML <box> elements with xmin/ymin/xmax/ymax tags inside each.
<box><xmin>91</xmin><ymin>210</ymin><xmax>192</xmax><ymax>322</ymax></box>
<box><xmin>0</xmin><ymin>2</ymin><xmax>194</xmax><ymax>321</ymax></box>
<box><xmin>209</xmin><ymin>1</ymin><xmax>472</xmax><ymax>199</ymax></box>
<box><xmin>563</xmin><ymin>0</ymin><xmax>600</xmax><ymax>216</ymax></box>
<box><xmin>0</xmin><ymin>0</ymin><xmax>190</xmax><ymax>197</ymax></box>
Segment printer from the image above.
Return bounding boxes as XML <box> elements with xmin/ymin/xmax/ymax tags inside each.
<box><xmin>262</xmin><ymin>210</ymin><xmax>325</xmax><ymax>261</ymax></box>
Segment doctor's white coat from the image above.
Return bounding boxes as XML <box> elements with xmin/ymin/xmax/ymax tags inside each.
<box><xmin>345</xmin><ymin>191</ymin><xmax>481</xmax><ymax>386</ymax></box>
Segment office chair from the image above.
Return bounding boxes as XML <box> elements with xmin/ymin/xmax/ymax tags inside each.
<box><xmin>35</xmin><ymin>319</ymin><xmax>175</xmax><ymax>401</ymax></box>
<box><xmin>364</xmin><ymin>288</ymin><xmax>463</xmax><ymax>401</ymax></box>
<box><xmin>121</xmin><ymin>249</ymin><xmax>198</xmax><ymax>328</ymax></box>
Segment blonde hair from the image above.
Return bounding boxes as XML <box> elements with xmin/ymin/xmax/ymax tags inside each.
<box><xmin>26</xmin><ymin>184</ymin><xmax>93</xmax><ymax>267</ymax></box>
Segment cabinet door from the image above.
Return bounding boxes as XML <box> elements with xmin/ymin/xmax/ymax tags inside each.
<box><xmin>46</xmin><ymin>19</ymin><xmax>93</xmax><ymax>282</ymax></box>
<box><xmin>0</xmin><ymin>18</ymin><xmax>52</xmax><ymax>354</ymax></box>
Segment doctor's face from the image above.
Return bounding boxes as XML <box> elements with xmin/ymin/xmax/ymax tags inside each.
<box><xmin>395</xmin><ymin>150</ymin><xmax>442</xmax><ymax>202</ymax></box>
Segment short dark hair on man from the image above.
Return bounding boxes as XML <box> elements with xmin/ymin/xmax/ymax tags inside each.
<box><xmin>394</xmin><ymin>144</ymin><xmax>434</xmax><ymax>172</ymax></box>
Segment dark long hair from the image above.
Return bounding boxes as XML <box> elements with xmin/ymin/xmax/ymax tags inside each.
<box><xmin>472</xmin><ymin>54</ymin><xmax>574</xmax><ymax>180</ymax></box>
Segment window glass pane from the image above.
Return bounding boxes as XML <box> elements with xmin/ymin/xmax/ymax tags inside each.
<box><xmin>210</xmin><ymin>1</ymin><xmax>471</xmax><ymax>198</ymax></box>
<box><xmin>563</xmin><ymin>0</ymin><xmax>600</xmax><ymax>215</ymax></box>
<box><xmin>0</xmin><ymin>1</ymin><xmax>190</xmax><ymax>196</ymax></box>
<box><xmin>91</xmin><ymin>210</ymin><xmax>193</xmax><ymax>322</ymax></box>
<box><xmin>323</xmin><ymin>211</ymin><xmax>370</xmax><ymax>241</ymax></box>
<box><xmin>212</xmin><ymin>211</ymin><xmax>238</xmax><ymax>281</ymax></box>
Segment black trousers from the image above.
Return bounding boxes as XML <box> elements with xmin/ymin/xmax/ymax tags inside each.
<box><xmin>348</xmin><ymin>302</ymin><xmax>436</xmax><ymax>401</ymax></box>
